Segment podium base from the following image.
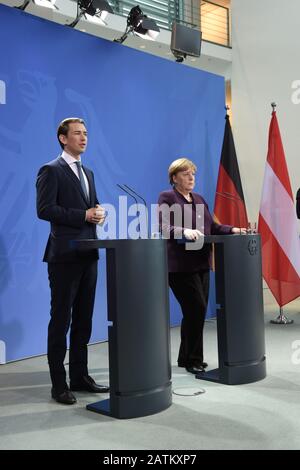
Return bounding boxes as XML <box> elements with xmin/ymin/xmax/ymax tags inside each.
<box><xmin>87</xmin><ymin>399</ymin><xmax>111</xmax><ymax>416</ymax></box>
<box><xmin>195</xmin><ymin>357</ymin><xmax>266</xmax><ymax>385</ymax></box>
<box><xmin>86</xmin><ymin>383</ymin><xmax>172</xmax><ymax>419</ymax></box>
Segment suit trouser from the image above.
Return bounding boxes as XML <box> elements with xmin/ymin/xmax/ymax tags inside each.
<box><xmin>169</xmin><ymin>270</ymin><xmax>210</xmax><ymax>367</ymax></box>
<box><xmin>47</xmin><ymin>260</ymin><xmax>98</xmax><ymax>391</ymax></box>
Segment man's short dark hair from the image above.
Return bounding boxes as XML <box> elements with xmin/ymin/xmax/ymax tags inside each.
<box><xmin>57</xmin><ymin>117</ymin><xmax>86</xmax><ymax>150</ymax></box>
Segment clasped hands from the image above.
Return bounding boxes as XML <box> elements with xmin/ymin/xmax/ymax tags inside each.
<box><xmin>86</xmin><ymin>204</ymin><xmax>106</xmax><ymax>225</ymax></box>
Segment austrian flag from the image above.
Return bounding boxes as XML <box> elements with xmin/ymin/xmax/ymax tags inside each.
<box><xmin>258</xmin><ymin>110</ymin><xmax>300</xmax><ymax>307</ymax></box>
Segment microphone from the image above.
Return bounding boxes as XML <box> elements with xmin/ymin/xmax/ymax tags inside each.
<box><xmin>123</xmin><ymin>184</ymin><xmax>149</xmax><ymax>239</ymax></box>
<box><xmin>223</xmin><ymin>191</ymin><xmax>250</xmax><ymax>232</ymax></box>
<box><xmin>223</xmin><ymin>191</ymin><xmax>243</xmax><ymax>204</ymax></box>
<box><xmin>117</xmin><ymin>184</ymin><xmax>142</xmax><ymax>239</ymax></box>
<box><xmin>215</xmin><ymin>191</ymin><xmax>242</xmax><ymax>235</ymax></box>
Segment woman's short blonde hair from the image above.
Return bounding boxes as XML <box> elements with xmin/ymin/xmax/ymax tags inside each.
<box><xmin>168</xmin><ymin>158</ymin><xmax>197</xmax><ymax>185</ymax></box>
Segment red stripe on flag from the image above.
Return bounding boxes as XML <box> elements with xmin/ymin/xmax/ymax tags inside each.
<box><xmin>258</xmin><ymin>214</ymin><xmax>300</xmax><ymax>307</ymax></box>
<box><xmin>267</xmin><ymin>112</ymin><xmax>293</xmax><ymax>199</ymax></box>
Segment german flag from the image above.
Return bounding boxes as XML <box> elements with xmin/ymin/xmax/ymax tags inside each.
<box><xmin>214</xmin><ymin>114</ymin><xmax>248</xmax><ymax>228</ymax></box>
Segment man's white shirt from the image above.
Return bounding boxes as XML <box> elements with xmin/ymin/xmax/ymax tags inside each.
<box><xmin>61</xmin><ymin>150</ymin><xmax>90</xmax><ymax>200</ymax></box>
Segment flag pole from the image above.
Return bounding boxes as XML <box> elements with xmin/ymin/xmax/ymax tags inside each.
<box><xmin>269</xmin><ymin>103</ymin><xmax>293</xmax><ymax>325</ymax></box>
<box><xmin>270</xmin><ymin>307</ymin><xmax>294</xmax><ymax>324</ymax></box>
<box><xmin>271</xmin><ymin>102</ymin><xmax>277</xmax><ymax>112</ymax></box>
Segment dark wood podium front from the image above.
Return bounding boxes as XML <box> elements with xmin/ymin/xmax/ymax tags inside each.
<box><xmin>73</xmin><ymin>239</ymin><xmax>172</xmax><ymax>419</ymax></box>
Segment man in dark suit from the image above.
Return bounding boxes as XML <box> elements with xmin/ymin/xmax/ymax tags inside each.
<box><xmin>36</xmin><ymin>117</ymin><xmax>109</xmax><ymax>404</ymax></box>
<box><xmin>296</xmin><ymin>188</ymin><xmax>300</xmax><ymax>218</ymax></box>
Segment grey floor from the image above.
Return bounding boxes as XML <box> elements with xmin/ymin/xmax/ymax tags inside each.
<box><xmin>1</xmin><ymin>292</ymin><xmax>300</xmax><ymax>450</ymax></box>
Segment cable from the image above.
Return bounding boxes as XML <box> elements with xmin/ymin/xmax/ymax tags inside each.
<box><xmin>172</xmin><ymin>387</ymin><xmax>206</xmax><ymax>397</ymax></box>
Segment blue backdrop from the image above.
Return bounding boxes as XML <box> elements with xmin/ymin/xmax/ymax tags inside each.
<box><xmin>0</xmin><ymin>4</ymin><xmax>225</xmax><ymax>362</ymax></box>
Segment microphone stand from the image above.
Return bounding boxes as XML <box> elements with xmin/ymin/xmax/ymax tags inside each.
<box><xmin>123</xmin><ymin>184</ymin><xmax>149</xmax><ymax>239</ymax></box>
<box><xmin>215</xmin><ymin>191</ymin><xmax>242</xmax><ymax>234</ymax></box>
<box><xmin>117</xmin><ymin>184</ymin><xmax>142</xmax><ymax>239</ymax></box>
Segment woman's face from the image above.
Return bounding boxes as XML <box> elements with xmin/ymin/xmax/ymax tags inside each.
<box><xmin>173</xmin><ymin>167</ymin><xmax>195</xmax><ymax>193</ymax></box>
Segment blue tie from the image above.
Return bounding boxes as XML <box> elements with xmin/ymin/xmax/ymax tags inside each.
<box><xmin>75</xmin><ymin>161</ymin><xmax>89</xmax><ymax>203</ymax></box>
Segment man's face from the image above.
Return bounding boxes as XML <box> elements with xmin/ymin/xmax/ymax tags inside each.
<box><xmin>60</xmin><ymin>122</ymin><xmax>87</xmax><ymax>157</ymax></box>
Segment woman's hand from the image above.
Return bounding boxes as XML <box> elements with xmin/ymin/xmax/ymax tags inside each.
<box><xmin>183</xmin><ymin>229</ymin><xmax>203</xmax><ymax>240</ymax></box>
<box><xmin>231</xmin><ymin>227</ymin><xmax>247</xmax><ymax>234</ymax></box>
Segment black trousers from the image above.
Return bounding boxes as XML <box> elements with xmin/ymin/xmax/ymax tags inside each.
<box><xmin>169</xmin><ymin>270</ymin><xmax>210</xmax><ymax>367</ymax></box>
<box><xmin>47</xmin><ymin>260</ymin><xmax>98</xmax><ymax>391</ymax></box>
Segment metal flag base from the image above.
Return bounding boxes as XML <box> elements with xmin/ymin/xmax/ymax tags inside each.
<box><xmin>270</xmin><ymin>308</ymin><xmax>294</xmax><ymax>324</ymax></box>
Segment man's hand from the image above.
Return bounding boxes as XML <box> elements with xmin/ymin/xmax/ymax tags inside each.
<box><xmin>86</xmin><ymin>205</ymin><xmax>106</xmax><ymax>224</ymax></box>
<box><xmin>95</xmin><ymin>204</ymin><xmax>106</xmax><ymax>225</ymax></box>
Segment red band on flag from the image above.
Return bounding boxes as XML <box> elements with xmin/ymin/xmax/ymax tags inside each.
<box><xmin>258</xmin><ymin>111</ymin><xmax>300</xmax><ymax>307</ymax></box>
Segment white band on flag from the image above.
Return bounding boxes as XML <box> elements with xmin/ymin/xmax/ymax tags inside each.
<box><xmin>260</xmin><ymin>162</ymin><xmax>300</xmax><ymax>277</ymax></box>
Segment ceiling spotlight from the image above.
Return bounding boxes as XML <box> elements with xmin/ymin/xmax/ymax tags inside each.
<box><xmin>68</xmin><ymin>0</ymin><xmax>114</xmax><ymax>28</ymax></box>
<box><xmin>16</xmin><ymin>0</ymin><xmax>58</xmax><ymax>10</ymax></box>
<box><xmin>115</xmin><ymin>5</ymin><xmax>160</xmax><ymax>44</ymax></box>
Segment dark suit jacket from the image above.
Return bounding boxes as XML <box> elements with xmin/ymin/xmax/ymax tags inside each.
<box><xmin>158</xmin><ymin>188</ymin><xmax>232</xmax><ymax>272</ymax></box>
<box><xmin>36</xmin><ymin>156</ymin><xmax>99</xmax><ymax>263</ymax></box>
<box><xmin>296</xmin><ymin>189</ymin><xmax>300</xmax><ymax>219</ymax></box>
